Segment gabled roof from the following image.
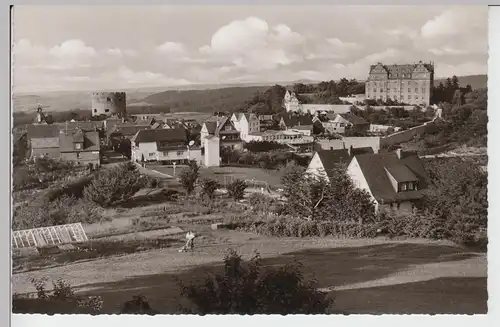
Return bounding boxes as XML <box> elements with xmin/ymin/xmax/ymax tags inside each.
<box><xmin>27</xmin><ymin>124</ymin><xmax>60</xmax><ymax>139</ymax></box>
<box><xmin>339</xmin><ymin>113</ymin><xmax>368</xmax><ymax>125</ymax></box>
<box><xmin>108</xmin><ymin>124</ymin><xmax>151</xmax><ymax>137</ymax></box>
<box><xmin>354</xmin><ymin>152</ymin><xmax>430</xmax><ymax>203</ymax></box>
<box><xmin>55</xmin><ymin>121</ymin><xmax>103</xmax><ymax>132</ymax></box>
<box><xmin>132</xmin><ymin>128</ymin><xmax>187</xmax><ymax>145</ymax></box>
<box><xmin>280</xmin><ymin>114</ymin><xmax>313</xmax><ymax>127</ymax></box>
<box><xmin>316</xmin><ymin>149</ymin><xmax>352</xmax><ymax>178</ymax></box>
<box><xmin>204</xmin><ymin>121</ymin><xmax>218</xmax><ymax>134</ymax></box>
<box><xmin>59</xmin><ymin>131</ymin><xmax>100</xmax><ymax>153</ymax></box>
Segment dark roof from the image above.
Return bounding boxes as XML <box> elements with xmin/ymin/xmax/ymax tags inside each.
<box><xmin>204</xmin><ymin>121</ymin><xmax>217</xmax><ymax>134</ymax></box>
<box><xmin>55</xmin><ymin>121</ymin><xmax>103</xmax><ymax>132</ymax></box>
<box><xmin>384</xmin><ymin>164</ymin><xmax>418</xmax><ymax>182</ymax></box>
<box><xmin>59</xmin><ymin>131</ymin><xmax>100</xmax><ymax>152</ymax></box>
<box><xmin>316</xmin><ymin>149</ymin><xmax>351</xmax><ymax>178</ymax></box>
<box><xmin>27</xmin><ymin>124</ymin><xmax>60</xmax><ymax>139</ymax></box>
<box><xmin>339</xmin><ymin>113</ymin><xmax>368</xmax><ymax>125</ymax></box>
<box><xmin>369</xmin><ymin>62</ymin><xmax>434</xmax><ymax>79</ymax></box>
<box><xmin>354</xmin><ymin>152</ymin><xmax>430</xmax><ymax>203</ymax></box>
<box><xmin>281</xmin><ymin>114</ymin><xmax>313</xmax><ymax>127</ymax></box>
<box><xmin>350</xmin><ymin>146</ymin><xmax>374</xmax><ymax>156</ymax></box>
<box><xmin>132</xmin><ymin>128</ymin><xmax>187</xmax><ymax>144</ymax></box>
<box><xmin>108</xmin><ymin>124</ymin><xmax>151</xmax><ymax>137</ymax></box>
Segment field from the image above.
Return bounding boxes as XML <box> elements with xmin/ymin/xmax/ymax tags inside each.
<box><xmin>146</xmin><ymin>164</ymin><xmax>284</xmax><ymax>188</ymax></box>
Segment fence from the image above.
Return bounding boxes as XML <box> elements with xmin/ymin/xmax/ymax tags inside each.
<box><xmin>12</xmin><ymin>223</ymin><xmax>88</xmax><ymax>249</ymax></box>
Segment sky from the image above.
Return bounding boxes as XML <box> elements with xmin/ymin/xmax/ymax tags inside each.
<box><xmin>12</xmin><ymin>5</ymin><xmax>489</xmax><ymax>93</ymax></box>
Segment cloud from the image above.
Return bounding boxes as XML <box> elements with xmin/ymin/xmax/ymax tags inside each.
<box><xmin>156</xmin><ymin>41</ymin><xmax>186</xmax><ymax>55</ymax></box>
<box><xmin>49</xmin><ymin>39</ymin><xmax>96</xmax><ymax>58</ymax></box>
<box><xmin>420</xmin><ymin>7</ymin><xmax>486</xmax><ymax>39</ymax></box>
<box><xmin>114</xmin><ymin>66</ymin><xmax>190</xmax><ymax>87</ymax></box>
<box><xmin>106</xmin><ymin>48</ymin><xmax>137</xmax><ymax>57</ymax></box>
<box><xmin>428</xmin><ymin>47</ymin><xmax>469</xmax><ymax>56</ymax></box>
<box><xmin>198</xmin><ymin>17</ymin><xmax>306</xmax><ymax>71</ymax></box>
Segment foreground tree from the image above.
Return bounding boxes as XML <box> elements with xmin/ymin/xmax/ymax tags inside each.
<box><xmin>200</xmin><ymin>177</ymin><xmax>220</xmax><ymax>199</ymax></box>
<box><xmin>178</xmin><ymin>160</ymin><xmax>200</xmax><ymax>195</ymax></box>
<box><xmin>83</xmin><ymin>162</ymin><xmax>146</xmax><ymax>207</ymax></box>
<box><xmin>177</xmin><ymin>249</ymin><xmax>333</xmax><ymax>314</ymax></box>
<box><xmin>226</xmin><ymin>179</ymin><xmax>247</xmax><ymax>201</ymax></box>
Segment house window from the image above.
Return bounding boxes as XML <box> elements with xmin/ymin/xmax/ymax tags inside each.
<box><xmin>379</xmin><ymin>89</ymin><xmax>383</xmax><ymax>93</ymax></box>
<box><xmin>408</xmin><ymin>95</ymin><xmax>412</xmax><ymax>100</ymax></box>
<box><xmin>76</xmin><ymin>153</ymin><xmax>80</xmax><ymax>158</ymax></box>
<box><xmin>408</xmin><ymin>88</ymin><xmax>411</xmax><ymax>92</ymax></box>
<box><xmin>415</xmin><ymin>88</ymin><xmax>418</xmax><ymax>93</ymax></box>
<box><xmin>177</xmin><ymin>151</ymin><xmax>184</xmax><ymax>156</ymax></box>
<box><xmin>94</xmin><ymin>109</ymin><xmax>97</xmax><ymax>113</ymax></box>
<box><xmin>225</xmin><ymin>125</ymin><xmax>232</xmax><ymax>131</ymax></box>
<box><xmin>149</xmin><ymin>152</ymin><xmax>155</xmax><ymax>157</ymax></box>
<box><xmin>105</xmin><ymin>109</ymin><xmax>110</xmax><ymax>113</ymax></box>
<box><xmin>107</xmin><ymin>97</ymin><xmax>111</xmax><ymax>102</ymax></box>
<box><xmin>401</xmin><ymin>183</ymin><xmax>407</xmax><ymax>191</ymax></box>
<box><xmin>75</xmin><ymin>143</ymin><xmax>82</xmax><ymax>150</ymax></box>
<box><xmin>408</xmin><ymin>182</ymin><xmax>415</xmax><ymax>191</ymax></box>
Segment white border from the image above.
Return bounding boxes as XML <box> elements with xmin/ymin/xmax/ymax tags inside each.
<box><xmin>4</xmin><ymin>2</ymin><xmax>499</xmax><ymax>327</ymax></box>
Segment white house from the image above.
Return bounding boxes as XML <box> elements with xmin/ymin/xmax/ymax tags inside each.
<box><xmin>130</xmin><ymin>128</ymin><xmax>203</xmax><ymax>165</ymax></box>
<box><xmin>203</xmin><ymin>135</ymin><xmax>220</xmax><ymax>167</ymax></box>
<box><xmin>201</xmin><ymin>116</ymin><xmax>243</xmax><ymax>150</ymax></box>
<box><xmin>231</xmin><ymin>113</ymin><xmax>260</xmax><ymax>142</ymax></box>
<box><xmin>306</xmin><ymin>146</ymin><xmax>374</xmax><ymax>182</ymax></box>
<box><xmin>346</xmin><ymin>149</ymin><xmax>429</xmax><ymax>215</ymax></box>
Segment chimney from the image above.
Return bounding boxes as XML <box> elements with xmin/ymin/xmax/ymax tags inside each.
<box><xmin>342</xmin><ymin>142</ymin><xmax>346</xmax><ymax>150</ymax></box>
<box><xmin>348</xmin><ymin>145</ymin><xmax>354</xmax><ymax>156</ymax></box>
<box><xmin>395</xmin><ymin>148</ymin><xmax>403</xmax><ymax>159</ymax></box>
<box><xmin>122</xmin><ymin>117</ymin><xmax>125</xmax><ymax>123</ymax></box>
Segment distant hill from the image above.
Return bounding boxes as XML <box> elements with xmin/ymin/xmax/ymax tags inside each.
<box><xmin>435</xmin><ymin>74</ymin><xmax>487</xmax><ymax>90</ymax></box>
<box><xmin>140</xmin><ymin>86</ymin><xmax>269</xmax><ymax>113</ymax></box>
<box><xmin>12</xmin><ymin>74</ymin><xmax>486</xmax><ymax>115</ymax></box>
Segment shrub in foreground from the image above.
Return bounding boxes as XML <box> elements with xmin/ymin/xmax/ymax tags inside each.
<box><xmin>177</xmin><ymin>249</ymin><xmax>333</xmax><ymax>314</ymax></box>
<box><xmin>227</xmin><ymin>179</ymin><xmax>247</xmax><ymax>201</ymax></box>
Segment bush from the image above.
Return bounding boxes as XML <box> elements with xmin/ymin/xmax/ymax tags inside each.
<box><xmin>121</xmin><ymin>295</ymin><xmax>158</xmax><ymax>314</ymax></box>
<box><xmin>13</xmin><ymin>278</ymin><xmax>103</xmax><ymax>314</ymax></box>
<box><xmin>177</xmin><ymin>249</ymin><xmax>333</xmax><ymax>314</ymax></box>
<box><xmin>200</xmin><ymin>178</ymin><xmax>220</xmax><ymax>199</ymax></box>
<box><xmin>227</xmin><ymin>179</ymin><xmax>247</xmax><ymax>201</ymax></box>
<box><xmin>83</xmin><ymin>162</ymin><xmax>146</xmax><ymax>207</ymax></box>
<box><xmin>13</xmin><ymin>195</ymin><xmax>105</xmax><ymax>230</ymax></box>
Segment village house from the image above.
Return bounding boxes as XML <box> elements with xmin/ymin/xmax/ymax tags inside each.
<box><xmin>231</xmin><ymin>113</ymin><xmax>260</xmax><ymax>142</ymax></box>
<box><xmin>325</xmin><ymin>113</ymin><xmax>370</xmax><ymax>134</ymax></box>
<box><xmin>131</xmin><ymin>128</ymin><xmax>202</xmax><ymax>165</ymax></box>
<box><xmin>200</xmin><ymin>116</ymin><xmax>243</xmax><ymax>150</ymax></box>
<box><xmin>27</xmin><ymin>124</ymin><xmax>61</xmax><ymax>159</ymax></box>
<box><xmin>346</xmin><ymin>149</ymin><xmax>429</xmax><ymax>215</ymax></box>
<box><xmin>106</xmin><ymin>124</ymin><xmax>152</xmax><ymax>147</ymax></box>
<box><xmin>278</xmin><ymin>113</ymin><xmax>314</xmax><ymax>136</ymax></box>
<box><xmin>283</xmin><ymin>90</ymin><xmax>355</xmax><ymax>115</ymax></box>
<box><xmin>59</xmin><ymin>129</ymin><xmax>101</xmax><ymax>168</ymax></box>
<box><xmin>258</xmin><ymin>114</ymin><xmax>275</xmax><ymax>131</ymax></box>
<box><xmin>306</xmin><ymin>146</ymin><xmax>374</xmax><ymax>182</ymax></box>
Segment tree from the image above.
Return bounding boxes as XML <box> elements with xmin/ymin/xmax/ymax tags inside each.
<box><xmin>117</xmin><ymin>138</ymin><xmax>131</xmax><ymax>159</ymax></box>
<box><xmin>177</xmin><ymin>249</ymin><xmax>333</xmax><ymax>314</ymax></box>
<box><xmin>44</xmin><ymin>114</ymin><xmax>54</xmax><ymax>124</ymax></box>
<box><xmin>226</xmin><ymin>179</ymin><xmax>247</xmax><ymax>201</ymax></box>
<box><xmin>178</xmin><ymin>160</ymin><xmax>200</xmax><ymax>195</ymax></box>
<box><xmin>200</xmin><ymin>178</ymin><xmax>220</xmax><ymax>199</ymax></box>
<box><xmin>83</xmin><ymin>162</ymin><xmax>146</xmax><ymax>207</ymax></box>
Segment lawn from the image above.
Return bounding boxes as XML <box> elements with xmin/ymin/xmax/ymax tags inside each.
<box><xmin>148</xmin><ymin>164</ymin><xmax>284</xmax><ymax>188</ymax></box>
<box><xmin>11</xmin><ymin>231</ymin><xmax>487</xmax><ymax>314</ymax></box>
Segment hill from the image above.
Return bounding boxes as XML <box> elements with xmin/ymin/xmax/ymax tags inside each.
<box><xmin>435</xmin><ymin>75</ymin><xmax>487</xmax><ymax>90</ymax></box>
<box><xmin>140</xmin><ymin>86</ymin><xmax>269</xmax><ymax>113</ymax></box>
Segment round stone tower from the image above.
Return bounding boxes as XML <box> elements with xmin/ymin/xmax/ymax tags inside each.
<box><xmin>91</xmin><ymin>92</ymin><xmax>126</xmax><ymax>117</ymax></box>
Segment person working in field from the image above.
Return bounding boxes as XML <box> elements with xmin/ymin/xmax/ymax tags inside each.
<box><xmin>179</xmin><ymin>231</ymin><xmax>196</xmax><ymax>252</ymax></box>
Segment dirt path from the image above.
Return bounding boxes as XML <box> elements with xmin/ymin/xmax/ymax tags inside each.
<box><xmin>11</xmin><ymin>232</ymin><xmax>485</xmax><ymax>296</ymax></box>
